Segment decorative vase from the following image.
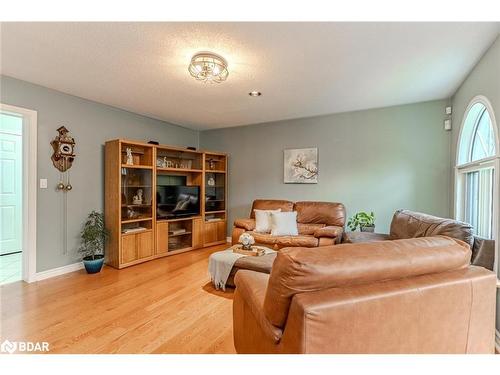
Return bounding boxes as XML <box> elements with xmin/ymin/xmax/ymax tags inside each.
<box><xmin>238</xmin><ymin>233</ymin><xmax>255</xmax><ymax>250</ymax></box>
<box><xmin>360</xmin><ymin>225</ymin><xmax>375</xmax><ymax>233</ymax></box>
<box><xmin>83</xmin><ymin>255</ymin><xmax>104</xmax><ymax>274</ymax></box>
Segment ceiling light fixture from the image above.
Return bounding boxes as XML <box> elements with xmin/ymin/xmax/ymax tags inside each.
<box><xmin>188</xmin><ymin>52</ymin><xmax>228</xmax><ymax>83</ymax></box>
<box><xmin>249</xmin><ymin>91</ymin><xmax>262</xmax><ymax>97</ymax></box>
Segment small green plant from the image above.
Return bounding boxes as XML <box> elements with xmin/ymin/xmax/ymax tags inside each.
<box><xmin>78</xmin><ymin>211</ymin><xmax>109</xmax><ymax>260</ymax></box>
<box><xmin>347</xmin><ymin>211</ymin><xmax>375</xmax><ymax>231</ymax></box>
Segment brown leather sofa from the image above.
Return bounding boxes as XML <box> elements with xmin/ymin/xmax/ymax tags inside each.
<box><xmin>233</xmin><ymin>236</ymin><xmax>497</xmax><ymax>353</ymax></box>
<box><xmin>342</xmin><ymin>209</ymin><xmax>495</xmax><ymax>271</ymax></box>
<box><xmin>232</xmin><ymin>199</ymin><xmax>346</xmax><ymax>249</ymax></box>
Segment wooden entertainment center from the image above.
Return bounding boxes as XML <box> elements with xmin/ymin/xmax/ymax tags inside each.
<box><xmin>104</xmin><ymin>139</ymin><xmax>227</xmax><ymax>269</ymax></box>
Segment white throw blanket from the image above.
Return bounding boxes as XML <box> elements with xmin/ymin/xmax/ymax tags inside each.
<box><xmin>208</xmin><ymin>248</ymin><xmax>275</xmax><ymax>291</ymax></box>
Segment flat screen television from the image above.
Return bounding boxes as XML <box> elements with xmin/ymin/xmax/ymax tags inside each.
<box><xmin>156</xmin><ymin>185</ymin><xmax>200</xmax><ymax>219</ymax></box>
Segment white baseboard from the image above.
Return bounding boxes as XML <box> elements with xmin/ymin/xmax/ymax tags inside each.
<box><xmin>33</xmin><ymin>262</ymin><xmax>84</xmax><ymax>282</ymax></box>
<box><xmin>226</xmin><ymin>236</ymin><xmax>231</xmax><ymax>243</ymax></box>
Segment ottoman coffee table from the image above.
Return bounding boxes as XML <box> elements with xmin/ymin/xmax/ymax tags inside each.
<box><xmin>226</xmin><ymin>251</ymin><xmax>277</xmax><ymax>288</ymax></box>
<box><xmin>208</xmin><ymin>245</ymin><xmax>277</xmax><ymax>290</ymax></box>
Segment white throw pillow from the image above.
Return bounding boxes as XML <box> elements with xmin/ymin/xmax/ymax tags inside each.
<box><xmin>254</xmin><ymin>209</ymin><xmax>281</xmax><ymax>233</ymax></box>
<box><xmin>270</xmin><ymin>211</ymin><xmax>299</xmax><ymax>236</ymax></box>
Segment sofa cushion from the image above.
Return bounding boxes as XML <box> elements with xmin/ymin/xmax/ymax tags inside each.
<box><xmin>254</xmin><ymin>209</ymin><xmax>281</xmax><ymax>233</ymax></box>
<box><xmin>234</xmin><ymin>218</ymin><xmax>256</xmax><ymax>231</ymax></box>
<box><xmin>294</xmin><ymin>201</ymin><xmax>346</xmax><ymax>227</ymax></box>
<box><xmin>390</xmin><ymin>209</ymin><xmax>474</xmax><ymax>247</ymax></box>
<box><xmin>297</xmin><ymin>223</ymin><xmax>325</xmax><ymax>235</ymax></box>
<box><xmin>270</xmin><ymin>211</ymin><xmax>298</xmax><ymax>236</ymax></box>
<box><xmin>263</xmin><ymin>236</ymin><xmax>471</xmax><ymax>328</ymax></box>
<box><xmin>250</xmin><ymin>200</ymin><xmax>294</xmax><ymax>219</ymax></box>
<box><xmin>313</xmin><ymin>226</ymin><xmax>343</xmax><ymax>239</ymax></box>
<box><xmin>248</xmin><ymin>231</ymin><xmax>319</xmax><ymax>248</ymax></box>
<box><xmin>234</xmin><ymin>270</ymin><xmax>282</xmax><ymax>343</ymax></box>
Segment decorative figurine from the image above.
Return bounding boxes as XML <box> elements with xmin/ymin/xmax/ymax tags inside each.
<box><xmin>239</xmin><ymin>233</ymin><xmax>255</xmax><ymax>250</ymax></box>
<box><xmin>127</xmin><ymin>207</ymin><xmax>137</xmax><ymax>219</ymax></box>
<box><xmin>207</xmin><ymin>177</ymin><xmax>216</xmax><ymax>186</ymax></box>
<box><xmin>132</xmin><ymin>189</ymin><xmax>143</xmax><ymax>205</ymax></box>
<box><xmin>125</xmin><ymin>147</ymin><xmax>133</xmax><ymax>165</ymax></box>
<box><xmin>163</xmin><ymin>157</ymin><xmax>168</xmax><ymax>168</ymax></box>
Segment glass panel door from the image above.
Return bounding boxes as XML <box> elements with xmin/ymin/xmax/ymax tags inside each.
<box><xmin>121</xmin><ymin>167</ymin><xmax>153</xmax><ymax>221</ymax></box>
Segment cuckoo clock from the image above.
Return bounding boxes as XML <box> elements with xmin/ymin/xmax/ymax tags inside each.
<box><xmin>51</xmin><ymin>126</ymin><xmax>76</xmax><ymax>172</ymax></box>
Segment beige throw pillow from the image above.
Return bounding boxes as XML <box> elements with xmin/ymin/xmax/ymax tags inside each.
<box><xmin>254</xmin><ymin>209</ymin><xmax>281</xmax><ymax>233</ymax></box>
<box><xmin>270</xmin><ymin>211</ymin><xmax>298</xmax><ymax>236</ymax></box>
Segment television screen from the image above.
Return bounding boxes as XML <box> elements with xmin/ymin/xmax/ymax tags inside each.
<box><xmin>156</xmin><ymin>185</ymin><xmax>200</xmax><ymax>219</ymax></box>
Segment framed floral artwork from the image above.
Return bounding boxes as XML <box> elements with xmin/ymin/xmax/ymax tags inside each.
<box><xmin>283</xmin><ymin>148</ymin><xmax>318</xmax><ymax>184</ymax></box>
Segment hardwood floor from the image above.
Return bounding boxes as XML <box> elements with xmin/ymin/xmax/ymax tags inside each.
<box><xmin>0</xmin><ymin>244</ymin><xmax>236</xmax><ymax>354</ymax></box>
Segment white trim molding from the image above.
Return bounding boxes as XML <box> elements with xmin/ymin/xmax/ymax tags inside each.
<box><xmin>496</xmin><ymin>329</ymin><xmax>500</xmax><ymax>353</ymax></box>
<box><xmin>34</xmin><ymin>262</ymin><xmax>84</xmax><ymax>282</ymax></box>
<box><xmin>0</xmin><ymin>103</ymin><xmax>37</xmax><ymax>283</ymax></box>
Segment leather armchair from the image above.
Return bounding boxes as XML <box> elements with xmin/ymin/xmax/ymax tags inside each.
<box><xmin>233</xmin><ymin>236</ymin><xmax>497</xmax><ymax>353</ymax></box>
<box><xmin>342</xmin><ymin>209</ymin><xmax>495</xmax><ymax>271</ymax></box>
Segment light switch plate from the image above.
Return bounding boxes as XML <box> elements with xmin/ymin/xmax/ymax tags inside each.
<box><xmin>444</xmin><ymin>119</ymin><xmax>452</xmax><ymax>131</ymax></box>
<box><xmin>39</xmin><ymin>178</ymin><xmax>48</xmax><ymax>189</ymax></box>
<box><xmin>445</xmin><ymin>106</ymin><xmax>452</xmax><ymax>115</ymax></box>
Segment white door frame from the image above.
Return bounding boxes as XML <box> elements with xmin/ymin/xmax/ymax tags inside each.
<box><xmin>0</xmin><ymin>103</ymin><xmax>37</xmax><ymax>283</ymax></box>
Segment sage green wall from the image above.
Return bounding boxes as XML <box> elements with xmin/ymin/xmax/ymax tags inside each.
<box><xmin>0</xmin><ymin>75</ymin><xmax>199</xmax><ymax>272</ymax></box>
<box><xmin>200</xmin><ymin>99</ymin><xmax>451</xmax><ymax>235</ymax></box>
<box><xmin>450</xmin><ymin>35</ymin><xmax>500</xmax><ymax>341</ymax></box>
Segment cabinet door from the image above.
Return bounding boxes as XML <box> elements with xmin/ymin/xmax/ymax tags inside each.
<box><xmin>121</xmin><ymin>234</ymin><xmax>137</xmax><ymax>264</ymax></box>
<box><xmin>216</xmin><ymin>221</ymin><xmax>226</xmax><ymax>242</ymax></box>
<box><xmin>137</xmin><ymin>231</ymin><xmax>153</xmax><ymax>259</ymax></box>
<box><xmin>203</xmin><ymin>222</ymin><xmax>217</xmax><ymax>245</ymax></box>
<box><xmin>192</xmin><ymin>218</ymin><xmax>203</xmax><ymax>249</ymax></box>
<box><xmin>156</xmin><ymin>222</ymin><xmax>168</xmax><ymax>255</ymax></box>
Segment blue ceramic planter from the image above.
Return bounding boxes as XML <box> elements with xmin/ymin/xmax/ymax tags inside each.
<box><xmin>83</xmin><ymin>255</ymin><xmax>104</xmax><ymax>274</ymax></box>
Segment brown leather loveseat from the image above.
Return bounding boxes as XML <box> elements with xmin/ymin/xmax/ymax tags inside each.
<box><xmin>232</xmin><ymin>199</ymin><xmax>346</xmax><ymax>249</ymax></box>
<box><xmin>233</xmin><ymin>236</ymin><xmax>497</xmax><ymax>353</ymax></box>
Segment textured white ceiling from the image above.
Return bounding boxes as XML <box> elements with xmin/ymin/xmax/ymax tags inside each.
<box><xmin>1</xmin><ymin>22</ymin><xmax>499</xmax><ymax>130</ymax></box>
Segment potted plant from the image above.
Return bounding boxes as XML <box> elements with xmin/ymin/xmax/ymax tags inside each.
<box><xmin>347</xmin><ymin>211</ymin><xmax>375</xmax><ymax>232</ymax></box>
<box><xmin>78</xmin><ymin>211</ymin><xmax>109</xmax><ymax>274</ymax></box>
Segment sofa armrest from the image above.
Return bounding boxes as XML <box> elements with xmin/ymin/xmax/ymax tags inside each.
<box><xmin>314</xmin><ymin>226</ymin><xmax>343</xmax><ymax>239</ymax></box>
<box><xmin>472</xmin><ymin>236</ymin><xmax>495</xmax><ymax>271</ymax></box>
<box><xmin>234</xmin><ymin>270</ymin><xmax>282</xmax><ymax>343</ymax></box>
<box><xmin>342</xmin><ymin>231</ymin><xmax>390</xmax><ymax>244</ymax></box>
<box><xmin>234</xmin><ymin>218</ymin><xmax>256</xmax><ymax>231</ymax></box>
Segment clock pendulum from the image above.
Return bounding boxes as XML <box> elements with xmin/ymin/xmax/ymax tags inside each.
<box><xmin>50</xmin><ymin>126</ymin><xmax>76</xmax><ymax>255</ymax></box>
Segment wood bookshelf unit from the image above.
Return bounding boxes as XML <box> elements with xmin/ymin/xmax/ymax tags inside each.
<box><xmin>105</xmin><ymin>139</ymin><xmax>227</xmax><ymax>269</ymax></box>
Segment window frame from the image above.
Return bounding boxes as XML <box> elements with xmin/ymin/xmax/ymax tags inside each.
<box><xmin>454</xmin><ymin>95</ymin><xmax>499</xmax><ymax>272</ymax></box>
<box><xmin>468</xmin><ymin>105</ymin><xmax>494</xmax><ymax>163</ymax></box>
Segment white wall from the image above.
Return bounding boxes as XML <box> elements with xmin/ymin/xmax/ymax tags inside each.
<box><xmin>0</xmin><ymin>75</ymin><xmax>199</xmax><ymax>272</ymax></box>
<box><xmin>201</xmin><ymin>99</ymin><xmax>451</xmax><ymax>234</ymax></box>
<box><xmin>450</xmin><ymin>35</ymin><xmax>500</xmax><ymax>343</ymax></box>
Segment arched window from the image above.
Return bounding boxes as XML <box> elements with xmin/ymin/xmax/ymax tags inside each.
<box><xmin>456</xmin><ymin>97</ymin><xmax>498</xmax><ymax>239</ymax></box>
